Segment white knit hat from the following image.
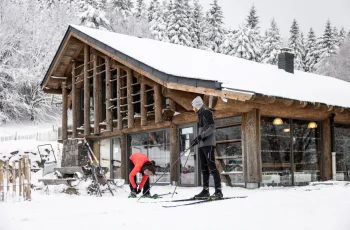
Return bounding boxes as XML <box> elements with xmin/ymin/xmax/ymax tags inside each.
<box><xmin>191</xmin><ymin>96</ymin><xmax>204</xmax><ymax>109</ymax></box>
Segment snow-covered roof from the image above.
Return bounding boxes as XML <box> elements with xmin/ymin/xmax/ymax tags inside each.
<box><xmin>70</xmin><ymin>25</ymin><xmax>350</xmax><ymax>108</ymax></box>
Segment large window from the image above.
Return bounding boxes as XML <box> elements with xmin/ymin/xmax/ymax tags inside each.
<box><xmin>111</xmin><ymin>138</ymin><xmax>122</xmax><ymax>179</ymax></box>
<box><xmin>129</xmin><ymin>129</ymin><xmax>170</xmax><ymax>184</ymax></box>
<box><xmin>261</xmin><ymin>117</ymin><xmax>322</xmax><ymax>186</ymax></box>
<box><xmin>335</xmin><ymin>123</ymin><xmax>350</xmax><ymax>180</ymax></box>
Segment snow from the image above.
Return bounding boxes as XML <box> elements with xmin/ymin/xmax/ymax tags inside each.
<box><xmin>1</xmin><ymin>183</ymin><xmax>350</xmax><ymax>230</ymax></box>
<box><xmin>71</xmin><ymin>25</ymin><xmax>350</xmax><ymax>108</ymax></box>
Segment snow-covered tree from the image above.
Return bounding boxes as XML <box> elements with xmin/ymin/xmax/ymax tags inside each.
<box><xmin>135</xmin><ymin>0</ymin><xmax>148</xmax><ymax>19</ymax></box>
<box><xmin>304</xmin><ymin>28</ymin><xmax>318</xmax><ymax>72</ymax></box>
<box><xmin>246</xmin><ymin>4</ymin><xmax>259</xmax><ymax>29</ymax></box>
<box><xmin>192</xmin><ymin>0</ymin><xmax>209</xmax><ymax>49</ymax></box>
<box><xmin>149</xmin><ymin>0</ymin><xmax>168</xmax><ymax>41</ymax></box>
<box><xmin>260</xmin><ymin>19</ymin><xmax>282</xmax><ymax>65</ymax></box>
<box><xmin>206</xmin><ymin>0</ymin><xmax>225</xmax><ymax>52</ymax></box>
<box><xmin>148</xmin><ymin>0</ymin><xmax>159</xmax><ymax>22</ymax></box>
<box><xmin>230</xmin><ymin>23</ymin><xmax>260</xmax><ymax>60</ymax></box>
<box><xmin>219</xmin><ymin>30</ymin><xmax>236</xmax><ymax>55</ymax></box>
<box><xmin>78</xmin><ymin>0</ymin><xmax>110</xmax><ymax>30</ymax></box>
<box><xmin>338</xmin><ymin>27</ymin><xmax>347</xmax><ymax>46</ymax></box>
<box><xmin>166</xmin><ymin>0</ymin><xmax>192</xmax><ymax>47</ymax></box>
<box><xmin>288</xmin><ymin>19</ymin><xmax>304</xmax><ymax>70</ymax></box>
<box><xmin>110</xmin><ymin>0</ymin><xmax>134</xmax><ymax>20</ymax></box>
<box><xmin>333</xmin><ymin>26</ymin><xmax>340</xmax><ymax>46</ymax></box>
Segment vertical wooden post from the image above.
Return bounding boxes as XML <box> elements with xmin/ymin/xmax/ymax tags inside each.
<box><xmin>84</xmin><ymin>44</ymin><xmax>91</xmax><ymax>136</ymax></box>
<box><xmin>18</xmin><ymin>159</ymin><xmax>22</xmax><ymax>198</ymax></box>
<box><xmin>6</xmin><ymin>161</ymin><xmax>10</xmax><ymax>194</ymax></box>
<box><xmin>242</xmin><ymin>108</ymin><xmax>261</xmax><ymax>189</ymax></box>
<box><xmin>12</xmin><ymin>161</ymin><xmax>15</xmax><ymax>199</ymax></box>
<box><xmin>27</xmin><ymin>158</ymin><xmax>31</xmax><ymax>200</ymax></box>
<box><xmin>140</xmin><ymin>76</ymin><xmax>147</xmax><ymax>126</ymax></box>
<box><xmin>71</xmin><ymin>60</ymin><xmax>77</xmax><ymax>138</ymax></box>
<box><xmin>120</xmin><ymin>133</ymin><xmax>127</xmax><ymax>180</ymax></box>
<box><xmin>105</xmin><ymin>57</ymin><xmax>113</xmax><ymax>131</ymax></box>
<box><xmin>62</xmin><ymin>82</ymin><xmax>68</xmax><ymax>140</ymax></box>
<box><xmin>0</xmin><ymin>161</ymin><xmax>3</xmax><ymax>201</ymax></box>
<box><xmin>117</xmin><ymin>68</ymin><xmax>123</xmax><ymax>130</ymax></box>
<box><xmin>169</xmin><ymin>99</ymin><xmax>176</xmax><ymax>111</ymax></box>
<box><xmin>93</xmin><ymin>51</ymin><xmax>102</xmax><ymax>135</ymax></box>
<box><xmin>154</xmin><ymin>84</ymin><xmax>162</xmax><ymax>124</ymax></box>
<box><xmin>127</xmin><ymin>69</ymin><xmax>134</xmax><ymax>128</ymax></box>
<box><xmin>323</xmin><ymin>117</ymin><xmax>332</xmax><ymax>180</ymax></box>
<box><xmin>76</xmin><ymin>88</ymin><xmax>82</xmax><ymax>128</ymax></box>
<box><xmin>170</xmin><ymin>124</ymin><xmax>179</xmax><ymax>183</ymax></box>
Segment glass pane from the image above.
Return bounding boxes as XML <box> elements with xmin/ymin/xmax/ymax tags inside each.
<box><xmin>261</xmin><ymin>117</ymin><xmax>292</xmax><ymax>186</ymax></box>
<box><xmin>215</xmin><ymin>116</ymin><xmax>241</xmax><ymax>126</ymax></box>
<box><xmin>179</xmin><ymin>127</ymin><xmax>196</xmax><ymax>185</ymax></box>
<box><xmin>129</xmin><ymin>133</ymin><xmax>149</xmax><ymax>183</ymax></box>
<box><xmin>293</xmin><ymin>119</ymin><xmax>321</xmax><ymax>185</ymax></box>
<box><xmin>335</xmin><ymin>123</ymin><xmax>350</xmax><ymax>181</ymax></box>
<box><xmin>99</xmin><ymin>139</ymin><xmax>111</xmax><ymax>179</ymax></box>
<box><xmin>216</xmin><ymin>126</ymin><xmax>241</xmax><ymax>141</ymax></box>
<box><xmin>112</xmin><ymin>138</ymin><xmax>122</xmax><ymax>179</ymax></box>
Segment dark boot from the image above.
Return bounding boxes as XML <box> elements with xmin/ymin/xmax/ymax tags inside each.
<box><xmin>210</xmin><ymin>187</ymin><xmax>223</xmax><ymax>200</ymax></box>
<box><xmin>193</xmin><ymin>187</ymin><xmax>210</xmax><ymax>199</ymax></box>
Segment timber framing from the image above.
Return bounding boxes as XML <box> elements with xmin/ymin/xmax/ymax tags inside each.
<box><xmin>41</xmin><ymin>25</ymin><xmax>350</xmax><ymax>188</ymax></box>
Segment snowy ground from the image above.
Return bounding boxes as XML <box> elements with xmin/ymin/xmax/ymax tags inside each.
<box><xmin>1</xmin><ymin>183</ymin><xmax>350</xmax><ymax>230</ymax></box>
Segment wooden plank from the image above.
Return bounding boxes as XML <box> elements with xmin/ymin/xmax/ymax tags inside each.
<box><xmin>27</xmin><ymin>159</ymin><xmax>31</xmax><ymax>200</ymax></box>
<box><xmin>71</xmin><ymin>60</ymin><xmax>77</xmax><ymax>138</ymax></box>
<box><xmin>6</xmin><ymin>161</ymin><xmax>10</xmax><ymax>193</ymax></box>
<box><xmin>19</xmin><ymin>159</ymin><xmax>22</xmax><ymax>198</ymax></box>
<box><xmin>154</xmin><ymin>84</ymin><xmax>162</xmax><ymax>123</ymax></box>
<box><xmin>323</xmin><ymin>117</ymin><xmax>332</xmax><ymax>180</ymax></box>
<box><xmin>170</xmin><ymin>124</ymin><xmax>179</xmax><ymax>183</ymax></box>
<box><xmin>140</xmin><ymin>76</ymin><xmax>147</xmax><ymax>126</ymax></box>
<box><xmin>54</xmin><ymin>167</ymin><xmax>84</xmax><ymax>175</ymax></box>
<box><xmin>216</xmin><ymin>156</ymin><xmax>242</xmax><ymax>160</ymax></box>
<box><xmin>12</xmin><ymin>161</ymin><xmax>15</xmax><ymax>199</ymax></box>
<box><xmin>127</xmin><ymin>68</ymin><xmax>134</xmax><ymax>128</ymax></box>
<box><xmin>76</xmin><ymin>88</ymin><xmax>82</xmax><ymax>127</ymax></box>
<box><xmin>84</xmin><ymin>44</ymin><xmax>91</xmax><ymax>136</ymax></box>
<box><xmin>163</xmin><ymin>88</ymin><xmax>198</xmax><ymax>111</ymax></box>
<box><xmin>242</xmin><ymin>108</ymin><xmax>261</xmax><ymax>185</ymax></box>
<box><xmin>121</xmin><ymin>121</ymin><xmax>172</xmax><ymax>134</ymax></box>
<box><xmin>214</xmin><ymin>146</ymin><xmax>232</xmax><ymax>186</ymax></box>
<box><xmin>62</xmin><ymin>82</ymin><xmax>68</xmax><ymax>140</ymax></box>
<box><xmin>216</xmin><ymin>139</ymin><xmax>241</xmax><ymax>144</ymax></box>
<box><xmin>120</xmin><ymin>133</ymin><xmax>127</xmax><ymax>180</ymax></box>
<box><xmin>93</xmin><ymin>51</ymin><xmax>101</xmax><ymax>135</ymax></box>
<box><xmin>117</xmin><ymin>68</ymin><xmax>123</xmax><ymax>130</ymax></box>
<box><xmin>105</xmin><ymin>57</ymin><xmax>113</xmax><ymax>131</ymax></box>
<box><xmin>42</xmin><ymin>89</ymin><xmax>62</xmax><ymax>94</ymax></box>
<box><xmin>0</xmin><ymin>161</ymin><xmax>3</xmax><ymax>201</ymax></box>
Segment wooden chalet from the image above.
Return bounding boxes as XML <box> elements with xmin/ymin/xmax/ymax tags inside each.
<box><xmin>41</xmin><ymin>25</ymin><xmax>350</xmax><ymax>188</ymax></box>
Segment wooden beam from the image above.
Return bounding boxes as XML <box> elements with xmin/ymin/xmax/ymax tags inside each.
<box><xmin>250</xmin><ymin>95</ymin><xmax>276</xmax><ymax>104</ymax></box>
<box><xmin>120</xmin><ymin>133</ymin><xmax>127</xmax><ymax>180</ymax></box>
<box><xmin>163</xmin><ymin>88</ymin><xmax>199</xmax><ymax>111</ymax></box>
<box><xmin>105</xmin><ymin>57</ymin><xmax>113</xmax><ymax>131</ymax></box>
<box><xmin>242</xmin><ymin>109</ymin><xmax>261</xmax><ymax>187</ymax></box>
<box><xmin>76</xmin><ymin>88</ymin><xmax>82</xmax><ymax>127</ymax></box>
<box><xmin>84</xmin><ymin>44</ymin><xmax>91</xmax><ymax>136</ymax></box>
<box><xmin>117</xmin><ymin>68</ymin><xmax>123</xmax><ymax>130</ymax></box>
<box><xmin>334</xmin><ymin>107</ymin><xmax>345</xmax><ymax>114</ymax></box>
<box><xmin>127</xmin><ymin>68</ymin><xmax>134</xmax><ymax>128</ymax></box>
<box><xmin>62</xmin><ymin>82</ymin><xmax>68</xmax><ymax>140</ymax></box>
<box><xmin>140</xmin><ymin>76</ymin><xmax>147</xmax><ymax>126</ymax></box>
<box><xmin>323</xmin><ymin>117</ymin><xmax>332</xmax><ymax>181</ymax></box>
<box><xmin>121</xmin><ymin>121</ymin><xmax>171</xmax><ymax>134</ymax></box>
<box><xmin>93</xmin><ymin>50</ymin><xmax>102</xmax><ymax>135</ymax></box>
<box><xmin>170</xmin><ymin>124</ymin><xmax>179</xmax><ymax>183</ymax></box>
<box><xmin>71</xmin><ymin>60</ymin><xmax>77</xmax><ymax>138</ymax></box>
<box><xmin>299</xmin><ymin>101</ymin><xmax>308</xmax><ymax>108</ymax></box>
<box><xmin>169</xmin><ymin>98</ymin><xmax>176</xmax><ymax>111</ymax></box>
<box><xmin>43</xmin><ymin>88</ymin><xmax>62</xmax><ymax>94</ymax></box>
<box><xmin>154</xmin><ymin>84</ymin><xmax>162</xmax><ymax>123</ymax></box>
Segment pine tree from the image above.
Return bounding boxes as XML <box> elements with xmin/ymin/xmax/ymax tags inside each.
<box><xmin>300</xmin><ymin>32</ymin><xmax>306</xmax><ymax>70</ymax></box>
<box><xmin>339</xmin><ymin>27</ymin><xmax>347</xmax><ymax>45</ymax></box>
<box><xmin>219</xmin><ymin>29</ymin><xmax>236</xmax><ymax>55</ymax></box>
<box><xmin>230</xmin><ymin>23</ymin><xmax>253</xmax><ymax>59</ymax></box>
<box><xmin>304</xmin><ymin>28</ymin><xmax>318</xmax><ymax>72</ymax></box>
<box><xmin>148</xmin><ymin>0</ymin><xmax>159</xmax><ymax>23</ymax></box>
<box><xmin>243</xmin><ymin>4</ymin><xmax>261</xmax><ymax>62</ymax></box>
<box><xmin>246</xmin><ymin>4</ymin><xmax>259</xmax><ymax>29</ymax></box>
<box><xmin>316</xmin><ymin>20</ymin><xmax>338</xmax><ymax>66</ymax></box>
<box><xmin>110</xmin><ymin>0</ymin><xmax>134</xmax><ymax>20</ymax></box>
<box><xmin>288</xmin><ymin>19</ymin><xmax>304</xmax><ymax>70</ymax></box>
<box><xmin>184</xmin><ymin>0</ymin><xmax>196</xmax><ymax>48</ymax></box>
<box><xmin>135</xmin><ymin>0</ymin><xmax>148</xmax><ymax>19</ymax></box>
<box><xmin>78</xmin><ymin>0</ymin><xmax>110</xmax><ymax>30</ymax></box>
<box><xmin>260</xmin><ymin>19</ymin><xmax>282</xmax><ymax>65</ymax></box>
<box><xmin>333</xmin><ymin>26</ymin><xmax>340</xmax><ymax>46</ymax></box>
<box><xmin>166</xmin><ymin>0</ymin><xmax>192</xmax><ymax>47</ymax></box>
<box><xmin>206</xmin><ymin>0</ymin><xmax>225</xmax><ymax>52</ymax></box>
<box><xmin>192</xmin><ymin>0</ymin><xmax>209</xmax><ymax>49</ymax></box>
<box><xmin>150</xmin><ymin>0</ymin><xmax>168</xmax><ymax>42</ymax></box>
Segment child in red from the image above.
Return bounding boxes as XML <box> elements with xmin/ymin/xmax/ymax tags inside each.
<box><xmin>129</xmin><ymin>153</ymin><xmax>156</xmax><ymax>198</ymax></box>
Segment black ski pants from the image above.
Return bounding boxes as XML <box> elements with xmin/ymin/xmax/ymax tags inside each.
<box><xmin>199</xmin><ymin>146</ymin><xmax>221</xmax><ymax>189</ymax></box>
<box><xmin>128</xmin><ymin>160</ymin><xmax>150</xmax><ymax>195</ymax></box>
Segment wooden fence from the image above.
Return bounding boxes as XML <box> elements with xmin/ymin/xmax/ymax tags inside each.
<box><xmin>0</xmin><ymin>155</ymin><xmax>31</xmax><ymax>202</ymax></box>
<box><xmin>0</xmin><ymin>129</ymin><xmax>58</xmax><ymax>142</ymax></box>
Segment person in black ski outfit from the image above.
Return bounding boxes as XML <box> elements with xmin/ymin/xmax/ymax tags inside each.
<box><xmin>191</xmin><ymin>96</ymin><xmax>223</xmax><ymax>199</ymax></box>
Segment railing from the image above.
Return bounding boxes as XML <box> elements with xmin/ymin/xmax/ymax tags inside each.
<box><xmin>0</xmin><ymin>130</ymin><xmax>58</xmax><ymax>142</ymax></box>
<box><xmin>0</xmin><ymin>156</ymin><xmax>31</xmax><ymax>202</ymax></box>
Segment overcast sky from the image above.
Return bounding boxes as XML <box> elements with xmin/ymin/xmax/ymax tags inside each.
<box><xmin>146</xmin><ymin>0</ymin><xmax>350</xmax><ymax>38</ymax></box>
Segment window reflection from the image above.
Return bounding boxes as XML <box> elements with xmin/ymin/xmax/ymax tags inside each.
<box><xmin>335</xmin><ymin>123</ymin><xmax>350</xmax><ymax>180</ymax></box>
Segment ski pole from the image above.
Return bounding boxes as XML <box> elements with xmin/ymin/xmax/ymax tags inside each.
<box><xmin>137</xmin><ymin>143</ymin><xmax>196</xmax><ymax>202</ymax></box>
<box><xmin>171</xmin><ymin>147</ymin><xmax>192</xmax><ymax>198</ymax></box>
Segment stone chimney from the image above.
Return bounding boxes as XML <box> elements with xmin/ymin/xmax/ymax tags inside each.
<box><xmin>278</xmin><ymin>48</ymin><xmax>294</xmax><ymax>74</ymax></box>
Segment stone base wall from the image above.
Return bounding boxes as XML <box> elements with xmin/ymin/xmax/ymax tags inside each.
<box><xmin>61</xmin><ymin>139</ymin><xmax>89</xmax><ymax>167</ymax></box>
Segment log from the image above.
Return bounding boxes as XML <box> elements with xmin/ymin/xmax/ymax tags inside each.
<box><xmin>140</xmin><ymin>76</ymin><xmax>147</xmax><ymax>126</ymax></box>
<box><xmin>6</xmin><ymin>161</ymin><xmax>10</xmax><ymax>193</ymax></box>
<box><xmin>170</xmin><ymin>124</ymin><xmax>179</xmax><ymax>183</ymax></box>
<box><xmin>323</xmin><ymin>117</ymin><xmax>332</xmax><ymax>180</ymax></box>
<box><xmin>71</xmin><ymin>60</ymin><xmax>77</xmax><ymax>138</ymax></box>
<box><xmin>19</xmin><ymin>159</ymin><xmax>22</xmax><ymax>198</ymax></box>
<box><xmin>117</xmin><ymin>68</ymin><xmax>123</xmax><ymax>130</ymax></box>
<box><xmin>12</xmin><ymin>161</ymin><xmax>15</xmax><ymax>199</ymax></box>
<box><xmin>62</xmin><ymin>82</ymin><xmax>68</xmax><ymax>140</ymax></box>
<box><xmin>0</xmin><ymin>161</ymin><xmax>3</xmax><ymax>201</ymax></box>
<box><xmin>127</xmin><ymin>69</ymin><xmax>134</xmax><ymax>128</ymax></box>
<box><xmin>84</xmin><ymin>44</ymin><xmax>91</xmax><ymax>136</ymax></box>
<box><xmin>105</xmin><ymin>57</ymin><xmax>113</xmax><ymax>131</ymax></box>
<box><xmin>154</xmin><ymin>84</ymin><xmax>162</xmax><ymax>123</ymax></box>
<box><xmin>120</xmin><ymin>133</ymin><xmax>127</xmax><ymax>180</ymax></box>
<box><xmin>93</xmin><ymin>51</ymin><xmax>102</xmax><ymax>135</ymax></box>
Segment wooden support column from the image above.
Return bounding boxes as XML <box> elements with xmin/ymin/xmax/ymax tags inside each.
<box><xmin>242</xmin><ymin>108</ymin><xmax>261</xmax><ymax>189</ymax></box>
<box><xmin>140</xmin><ymin>76</ymin><xmax>147</xmax><ymax>126</ymax></box>
<box><xmin>120</xmin><ymin>133</ymin><xmax>127</xmax><ymax>180</ymax></box>
<box><xmin>93</xmin><ymin>51</ymin><xmax>102</xmax><ymax>135</ymax></box>
<box><xmin>62</xmin><ymin>82</ymin><xmax>68</xmax><ymax>140</ymax></box>
<box><xmin>117</xmin><ymin>68</ymin><xmax>123</xmax><ymax>130</ymax></box>
<box><xmin>84</xmin><ymin>44</ymin><xmax>91</xmax><ymax>136</ymax></box>
<box><xmin>71</xmin><ymin>60</ymin><xmax>77</xmax><ymax>138</ymax></box>
<box><xmin>170</xmin><ymin>124</ymin><xmax>179</xmax><ymax>183</ymax></box>
<box><xmin>323</xmin><ymin>117</ymin><xmax>332</xmax><ymax>180</ymax></box>
<box><xmin>127</xmin><ymin>69</ymin><xmax>134</xmax><ymax>128</ymax></box>
<box><xmin>76</xmin><ymin>88</ymin><xmax>82</xmax><ymax>128</ymax></box>
<box><xmin>105</xmin><ymin>57</ymin><xmax>113</xmax><ymax>131</ymax></box>
<box><xmin>154</xmin><ymin>84</ymin><xmax>162</xmax><ymax>123</ymax></box>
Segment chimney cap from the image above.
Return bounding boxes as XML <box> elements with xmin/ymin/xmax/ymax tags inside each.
<box><xmin>280</xmin><ymin>47</ymin><xmax>293</xmax><ymax>53</ymax></box>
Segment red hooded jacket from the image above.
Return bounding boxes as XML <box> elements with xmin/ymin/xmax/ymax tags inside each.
<box><xmin>129</xmin><ymin>153</ymin><xmax>152</xmax><ymax>190</ymax></box>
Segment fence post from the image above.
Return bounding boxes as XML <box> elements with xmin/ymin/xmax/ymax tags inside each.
<box><xmin>6</xmin><ymin>161</ymin><xmax>10</xmax><ymax>199</ymax></box>
<box><xmin>25</xmin><ymin>158</ymin><xmax>31</xmax><ymax>200</ymax></box>
<box><xmin>19</xmin><ymin>159</ymin><xmax>23</xmax><ymax>200</ymax></box>
<box><xmin>0</xmin><ymin>161</ymin><xmax>3</xmax><ymax>202</ymax></box>
<box><xmin>12</xmin><ymin>161</ymin><xmax>15</xmax><ymax>199</ymax></box>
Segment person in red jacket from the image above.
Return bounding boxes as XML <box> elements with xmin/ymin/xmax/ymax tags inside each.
<box><xmin>128</xmin><ymin>153</ymin><xmax>156</xmax><ymax>198</ymax></box>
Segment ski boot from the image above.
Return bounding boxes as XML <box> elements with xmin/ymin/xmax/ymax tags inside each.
<box><xmin>128</xmin><ymin>192</ymin><xmax>137</xmax><ymax>198</ymax></box>
<box><xmin>210</xmin><ymin>187</ymin><xmax>223</xmax><ymax>200</ymax></box>
<box><xmin>142</xmin><ymin>193</ymin><xmax>152</xmax><ymax>198</ymax></box>
<box><xmin>193</xmin><ymin>187</ymin><xmax>210</xmax><ymax>200</ymax></box>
